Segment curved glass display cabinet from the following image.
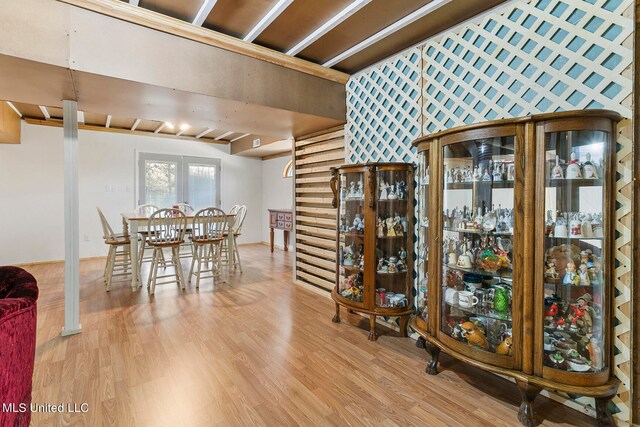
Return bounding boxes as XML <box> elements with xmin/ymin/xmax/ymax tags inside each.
<box><xmin>410</xmin><ymin>110</ymin><xmax>621</xmax><ymax>427</ymax></box>
<box><xmin>330</xmin><ymin>163</ymin><xmax>415</xmax><ymax>341</ymax></box>
<box><xmin>415</xmin><ymin>146</ymin><xmax>431</xmax><ymax>332</ymax></box>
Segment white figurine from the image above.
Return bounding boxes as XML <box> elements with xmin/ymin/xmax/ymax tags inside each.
<box><xmin>379</xmin><ymin>180</ymin><xmax>388</xmax><ymax>200</ymax></box>
<box><xmin>565</xmin><ymin>151</ymin><xmax>582</xmax><ymax>179</ymax></box>
<box><xmin>583</xmin><ymin>153</ymin><xmax>598</xmax><ymax>179</ymax></box>
<box><xmin>551</xmin><ymin>155</ymin><xmax>564</xmax><ymax>179</ymax></box>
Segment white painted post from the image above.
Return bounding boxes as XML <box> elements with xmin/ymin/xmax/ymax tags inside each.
<box><xmin>62</xmin><ymin>100</ymin><xmax>82</xmax><ymax>336</ymax></box>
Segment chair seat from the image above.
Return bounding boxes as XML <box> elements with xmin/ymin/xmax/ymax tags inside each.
<box><xmin>147</xmin><ymin>239</ymin><xmax>184</xmax><ymax>247</ymax></box>
<box><xmin>191</xmin><ymin>236</ymin><xmax>224</xmax><ymax>244</ymax></box>
<box><xmin>105</xmin><ymin>236</ymin><xmax>131</xmax><ymax>245</ymax></box>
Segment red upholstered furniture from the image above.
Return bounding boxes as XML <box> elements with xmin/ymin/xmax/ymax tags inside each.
<box><xmin>0</xmin><ymin>267</ymin><xmax>38</xmax><ymax>427</ymax></box>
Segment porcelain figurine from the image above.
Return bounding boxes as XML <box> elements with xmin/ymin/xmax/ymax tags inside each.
<box><xmin>583</xmin><ymin>153</ymin><xmax>598</xmax><ymax>179</ymax></box>
<box><xmin>545</xmin><ymin>210</ymin><xmax>554</xmax><ymax>236</ymax></box>
<box><xmin>387</xmin><ymin>260</ymin><xmax>398</xmax><ymax>273</ymax></box>
<box><xmin>581</xmin><ymin>214</ymin><xmax>593</xmax><ymax>238</ymax></box>
<box><xmin>398</xmin><ymin>247</ymin><xmax>407</xmax><ymax>262</ymax></box>
<box><xmin>343</xmin><ymin>252</ymin><xmax>354</xmax><ymax>266</ymax></box>
<box><xmin>551</xmin><ymin>155</ymin><xmax>564</xmax><ymax>179</ymax></box>
<box><xmin>396</xmin><ymin>181</ymin><xmax>406</xmax><ymax>199</ymax></box>
<box><xmin>563</xmin><ymin>262</ymin><xmax>580</xmax><ymax>285</ymax></box>
<box><xmin>473</xmin><ymin>165</ymin><xmax>481</xmax><ymax>181</ymax></box>
<box><xmin>569</xmin><ymin>214</ymin><xmax>582</xmax><ymax>237</ymax></box>
<box><xmin>393</xmin><ymin>215</ymin><xmax>404</xmax><ymax>236</ymax></box>
<box><xmin>496</xmin><ymin>336</ymin><xmax>513</xmax><ymax>356</ymax></box>
<box><xmin>348</xmin><ymin>182</ymin><xmax>357</xmax><ymax>198</ymax></box>
<box><xmin>340</xmin><ymin>186</ymin><xmax>348</xmax><ymax>200</ymax></box>
<box><xmin>492</xmin><ymin>162</ymin><xmax>503</xmax><ymax>181</ymax></box>
<box><xmin>377</xmin><ymin>217</ymin><xmax>385</xmax><ymax>237</ymax></box>
<box><xmin>587</xmin><ymin>337</ymin><xmax>603</xmax><ymax>371</ymax></box>
<box><xmin>481</xmin><ymin>167</ymin><xmax>492</xmax><ymax>182</ymax></box>
<box><xmin>545</xmin><ymin>302</ymin><xmax>559</xmax><ymax>321</ymax></box>
<box><xmin>379</xmin><ymin>180</ymin><xmax>388</xmax><ymax>199</ymax></box>
<box><xmin>545</xmin><ymin>259</ymin><xmax>560</xmax><ymax>281</ymax></box>
<box><xmin>358</xmin><ymin>256</ymin><xmax>364</xmax><ymax>269</ymax></box>
<box><xmin>592</xmin><ymin>213</ymin><xmax>603</xmax><ymax>238</ymax></box>
<box><xmin>578</xmin><ymin>263</ymin><xmax>590</xmax><ymax>286</ymax></box>
<box><xmin>554</xmin><ymin>214</ymin><xmax>568</xmax><ymax>238</ymax></box>
<box><xmin>387</xmin><ymin>184</ymin><xmax>398</xmax><ymax>199</ymax></box>
<box><xmin>507</xmin><ymin>163</ymin><xmax>515</xmax><ymax>181</ymax></box>
<box><xmin>357</xmin><ymin>180</ymin><xmax>364</xmax><ymax>198</ymax></box>
<box><xmin>461</xmin><ymin>321</ymin><xmax>489</xmax><ymax>350</ymax></box>
<box><xmin>565</xmin><ymin>151</ymin><xmax>582</xmax><ymax>179</ymax></box>
<box><xmin>350</xmin><ymin>214</ymin><xmax>364</xmax><ymax>233</ymax></box>
<box><xmin>377</xmin><ymin>258</ymin><xmax>387</xmax><ymax>273</ymax></box>
<box><xmin>385</xmin><ymin>216</ymin><xmax>396</xmax><ymax>237</ymax></box>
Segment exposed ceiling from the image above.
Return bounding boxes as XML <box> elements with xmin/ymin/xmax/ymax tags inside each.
<box><xmin>120</xmin><ymin>0</ymin><xmax>506</xmax><ymax>74</ymax></box>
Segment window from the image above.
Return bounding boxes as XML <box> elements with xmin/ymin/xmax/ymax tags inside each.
<box><xmin>283</xmin><ymin>159</ymin><xmax>293</xmax><ymax>178</ymax></box>
<box><xmin>138</xmin><ymin>153</ymin><xmax>221</xmax><ymax>210</ymax></box>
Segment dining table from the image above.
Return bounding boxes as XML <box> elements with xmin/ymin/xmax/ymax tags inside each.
<box><xmin>121</xmin><ymin>211</ymin><xmax>237</xmax><ymax>291</ymax></box>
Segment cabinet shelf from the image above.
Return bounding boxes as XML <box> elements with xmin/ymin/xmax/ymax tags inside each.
<box><xmin>443</xmin><ymin>227</ymin><xmax>513</xmax><ymax>236</ymax></box>
<box><xmin>341</xmin><ymin>232</ymin><xmax>364</xmax><ymax>238</ymax></box>
<box><xmin>444</xmin><ymin>181</ymin><xmax>514</xmax><ymax>190</ymax></box>
<box><xmin>546</xmin><ymin>178</ymin><xmax>603</xmax><ymax>187</ymax></box>
<box><xmin>341</xmin><ymin>197</ymin><xmax>365</xmax><ymax>202</ymax></box>
<box><xmin>544</xmin><ymin>236</ymin><xmax>603</xmax><ymax>241</ymax></box>
<box><xmin>444</xmin><ymin>263</ymin><xmax>513</xmax><ymax>279</ymax></box>
<box><xmin>444</xmin><ymin>301</ymin><xmax>512</xmax><ymax>322</ymax></box>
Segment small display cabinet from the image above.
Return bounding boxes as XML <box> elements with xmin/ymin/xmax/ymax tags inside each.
<box><xmin>330</xmin><ymin>163</ymin><xmax>414</xmax><ymax>341</ymax></box>
<box><xmin>411</xmin><ymin>110</ymin><xmax>621</xmax><ymax>426</ymax></box>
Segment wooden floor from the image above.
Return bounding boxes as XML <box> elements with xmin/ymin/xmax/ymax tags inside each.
<box><xmin>23</xmin><ymin>244</ymin><xmax>594</xmax><ymax>426</ymax></box>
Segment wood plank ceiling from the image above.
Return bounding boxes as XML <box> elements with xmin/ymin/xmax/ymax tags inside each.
<box><xmin>122</xmin><ymin>0</ymin><xmax>505</xmax><ymax>74</ymax></box>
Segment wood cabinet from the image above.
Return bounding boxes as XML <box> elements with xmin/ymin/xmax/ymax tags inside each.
<box><xmin>268</xmin><ymin>209</ymin><xmax>292</xmax><ymax>252</ymax></box>
<box><xmin>411</xmin><ymin>110</ymin><xmax>621</xmax><ymax>426</ymax></box>
<box><xmin>329</xmin><ymin>163</ymin><xmax>414</xmax><ymax>340</ymax></box>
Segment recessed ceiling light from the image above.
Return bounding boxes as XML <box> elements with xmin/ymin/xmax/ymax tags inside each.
<box><xmin>180</xmin><ymin>123</ymin><xmax>190</xmax><ymax>130</ymax></box>
<box><xmin>165</xmin><ymin>122</ymin><xmax>174</xmax><ymax>129</ymax></box>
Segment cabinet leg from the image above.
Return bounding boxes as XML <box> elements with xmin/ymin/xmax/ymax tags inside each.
<box><xmin>270</xmin><ymin>228</ymin><xmax>274</xmax><ymax>253</ymax></box>
<box><xmin>416</xmin><ymin>336</ymin><xmax>426</xmax><ymax>349</ymax></box>
<box><xmin>332</xmin><ymin>303</ymin><xmax>340</xmax><ymax>323</ymax></box>
<box><xmin>424</xmin><ymin>341</ymin><xmax>440</xmax><ymax>375</ymax></box>
<box><xmin>283</xmin><ymin>230</ymin><xmax>289</xmax><ymax>251</ymax></box>
<box><xmin>595</xmin><ymin>396</ymin><xmax>616</xmax><ymax>426</ymax></box>
<box><xmin>368</xmin><ymin>315</ymin><xmax>378</xmax><ymax>341</ymax></box>
<box><xmin>516</xmin><ymin>380</ymin><xmax>541</xmax><ymax>427</ymax></box>
<box><xmin>399</xmin><ymin>315</ymin><xmax>410</xmax><ymax>337</ymax></box>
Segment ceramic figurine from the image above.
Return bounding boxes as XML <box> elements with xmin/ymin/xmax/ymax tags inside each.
<box><xmin>551</xmin><ymin>155</ymin><xmax>564</xmax><ymax>179</ymax></box>
<box><xmin>583</xmin><ymin>153</ymin><xmax>598</xmax><ymax>179</ymax></box>
<box><xmin>357</xmin><ymin>180</ymin><xmax>364</xmax><ymax>198</ymax></box>
<box><xmin>581</xmin><ymin>214</ymin><xmax>593</xmax><ymax>238</ymax></box>
<box><xmin>565</xmin><ymin>151</ymin><xmax>583</xmax><ymax>179</ymax></box>
<box><xmin>545</xmin><ymin>210</ymin><xmax>554</xmax><ymax>236</ymax></box>
<box><xmin>481</xmin><ymin>167</ymin><xmax>492</xmax><ymax>182</ymax></box>
<box><xmin>398</xmin><ymin>247</ymin><xmax>407</xmax><ymax>262</ymax></box>
<box><xmin>545</xmin><ymin>302</ymin><xmax>559</xmax><ymax>321</ymax></box>
<box><xmin>569</xmin><ymin>214</ymin><xmax>582</xmax><ymax>237</ymax></box>
<box><xmin>343</xmin><ymin>252</ymin><xmax>354</xmax><ymax>266</ymax></box>
<box><xmin>348</xmin><ymin>182</ymin><xmax>357</xmax><ymax>198</ymax></box>
<box><xmin>461</xmin><ymin>321</ymin><xmax>489</xmax><ymax>350</ymax></box>
<box><xmin>379</xmin><ymin>180</ymin><xmax>388</xmax><ymax>200</ymax></box>
<box><xmin>340</xmin><ymin>186</ymin><xmax>348</xmax><ymax>200</ymax></box>
<box><xmin>359</xmin><ymin>256</ymin><xmax>364</xmax><ymax>269</ymax></box>
<box><xmin>587</xmin><ymin>337</ymin><xmax>603</xmax><ymax>371</ymax></box>
<box><xmin>496</xmin><ymin>336</ymin><xmax>513</xmax><ymax>356</ymax></box>
<box><xmin>350</xmin><ymin>214</ymin><xmax>364</xmax><ymax>233</ymax></box>
<box><xmin>386</xmin><ymin>216</ymin><xmax>396</xmax><ymax>237</ymax></box>
<box><xmin>473</xmin><ymin>165</ymin><xmax>481</xmax><ymax>181</ymax></box>
<box><xmin>493</xmin><ymin>286</ymin><xmax>510</xmax><ymax>313</ymax></box>
<box><xmin>393</xmin><ymin>215</ymin><xmax>404</xmax><ymax>236</ymax></box>
<box><xmin>376</xmin><ymin>217</ymin><xmax>385</xmax><ymax>237</ymax></box>
<box><xmin>387</xmin><ymin>260</ymin><xmax>398</xmax><ymax>273</ymax></box>
<box><xmin>592</xmin><ymin>214</ymin><xmax>603</xmax><ymax>238</ymax></box>
<box><xmin>492</xmin><ymin>162</ymin><xmax>503</xmax><ymax>181</ymax></box>
<box><xmin>545</xmin><ymin>259</ymin><xmax>560</xmax><ymax>281</ymax></box>
<box><xmin>387</xmin><ymin>184</ymin><xmax>398</xmax><ymax>199</ymax></box>
<box><xmin>554</xmin><ymin>214</ymin><xmax>568</xmax><ymax>238</ymax></box>
<box><xmin>446</xmin><ymin>167</ymin><xmax>454</xmax><ymax>183</ymax></box>
<box><xmin>578</xmin><ymin>263</ymin><xmax>590</xmax><ymax>286</ymax></box>
<box><xmin>377</xmin><ymin>258</ymin><xmax>387</xmax><ymax>273</ymax></box>
<box><xmin>507</xmin><ymin>163</ymin><xmax>515</xmax><ymax>181</ymax></box>
<box><xmin>563</xmin><ymin>262</ymin><xmax>580</xmax><ymax>285</ymax></box>
<box><xmin>396</xmin><ymin>181</ymin><xmax>406</xmax><ymax>199</ymax></box>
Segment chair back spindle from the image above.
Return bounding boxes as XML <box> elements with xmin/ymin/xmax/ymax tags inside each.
<box><xmin>148</xmin><ymin>209</ymin><xmax>187</xmax><ymax>245</ymax></box>
<box><xmin>192</xmin><ymin>208</ymin><xmax>228</xmax><ymax>242</ymax></box>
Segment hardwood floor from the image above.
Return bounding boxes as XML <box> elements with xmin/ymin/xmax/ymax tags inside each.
<box><xmin>23</xmin><ymin>244</ymin><xmax>594</xmax><ymax>426</ymax></box>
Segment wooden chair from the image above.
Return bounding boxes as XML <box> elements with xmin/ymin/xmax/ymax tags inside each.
<box><xmin>188</xmin><ymin>208</ymin><xmax>228</xmax><ymax>288</ymax></box>
<box><xmin>134</xmin><ymin>204</ymin><xmax>163</xmax><ymax>269</ymax></box>
<box><xmin>97</xmin><ymin>207</ymin><xmax>131</xmax><ymax>291</ymax></box>
<box><xmin>176</xmin><ymin>203</ymin><xmax>196</xmax><ymax>259</ymax></box>
<box><xmin>146</xmin><ymin>208</ymin><xmax>187</xmax><ymax>295</ymax></box>
<box><xmin>222</xmin><ymin>205</ymin><xmax>247</xmax><ymax>273</ymax></box>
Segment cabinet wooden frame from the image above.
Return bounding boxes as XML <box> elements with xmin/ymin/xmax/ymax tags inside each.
<box><xmin>330</xmin><ymin>162</ymin><xmax>415</xmax><ymax>341</ymax></box>
<box><xmin>412</xmin><ymin>110</ymin><xmax>622</xmax><ymax>427</ymax></box>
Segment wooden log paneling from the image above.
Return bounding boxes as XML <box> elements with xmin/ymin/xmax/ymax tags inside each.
<box><xmin>294</xmin><ymin>127</ymin><xmax>344</xmax><ymax>292</ymax></box>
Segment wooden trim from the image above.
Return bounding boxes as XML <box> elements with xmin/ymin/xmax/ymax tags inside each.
<box><xmin>295</xmin><ymin>206</ymin><xmax>335</xmax><ymax>216</ymax></box>
<box><xmin>295</xmin><ymin>129</ymin><xmax>345</xmax><ymax>146</ymax></box>
<box><xmin>295</xmin><ymin>187</ymin><xmax>333</xmax><ymax>194</ymax></box>
<box><xmin>296</xmin><ymin>125</ymin><xmax>345</xmax><ymax>142</ymax></box>
<box><xmin>633</xmin><ymin>2</ymin><xmax>639</xmax><ymax>422</ymax></box>
<box><xmin>56</xmin><ymin>0</ymin><xmax>349</xmax><ymax>84</ymax></box>
<box><xmin>297</xmin><ymin>270</ymin><xmax>334</xmax><ymax>290</ymax></box>
<box><xmin>24</xmin><ymin>118</ymin><xmax>228</xmax><ymax>144</ymax></box>
<box><xmin>261</xmin><ymin>151</ymin><xmax>291</xmax><ymax>161</ymax></box>
<box><xmin>295</xmin><ymin>233</ymin><xmax>335</xmax><ymax>249</ymax></box>
<box><xmin>296</xmin><ymin>224</ymin><xmax>334</xmax><ymax>238</ymax></box>
<box><xmin>296</xmin><ymin>243</ymin><xmax>335</xmax><ymax>259</ymax></box>
<box><xmin>295</xmin><ymin>140</ymin><xmax>344</xmax><ymax>156</ymax></box>
<box><xmin>296</xmin><ymin>252</ymin><xmax>334</xmax><ymax>270</ymax></box>
<box><xmin>295</xmin><ymin>150</ymin><xmax>344</xmax><ymax>165</ymax></box>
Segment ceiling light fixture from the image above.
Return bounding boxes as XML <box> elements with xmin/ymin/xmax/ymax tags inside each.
<box><xmin>323</xmin><ymin>0</ymin><xmax>451</xmax><ymax>68</ymax></box>
<box><xmin>180</xmin><ymin>123</ymin><xmax>190</xmax><ymax>130</ymax></box>
<box><xmin>243</xmin><ymin>0</ymin><xmax>293</xmax><ymax>42</ymax></box>
<box><xmin>165</xmin><ymin>122</ymin><xmax>174</xmax><ymax>129</ymax></box>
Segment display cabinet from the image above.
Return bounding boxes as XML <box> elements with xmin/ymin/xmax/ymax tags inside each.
<box><xmin>330</xmin><ymin>163</ymin><xmax>414</xmax><ymax>341</ymax></box>
<box><xmin>411</xmin><ymin>110</ymin><xmax>621</xmax><ymax>426</ymax></box>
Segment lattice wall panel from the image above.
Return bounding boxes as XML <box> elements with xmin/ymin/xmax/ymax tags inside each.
<box><xmin>294</xmin><ymin>127</ymin><xmax>344</xmax><ymax>291</ymax></box>
<box><xmin>422</xmin><ymin>0</ymin><xmax>633</xmax><ymax>134</ymax></box>
<box><xmin>346</xmin><ymin>48</ymin><xmax>422</xmax><ymax>164</ymax></box>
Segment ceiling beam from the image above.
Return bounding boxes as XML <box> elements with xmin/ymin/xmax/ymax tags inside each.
<box><xmin>323</xmin><ymin>0</ymin><xmax>451</xmax><ymax>68</ymax></box>
<box><xmin>6</xmin><ymin>101</ymin><xmax>22</xmax><ymax>117</ymax></box>
<box><xmin>195</xmin><ymin>128</ymin><xmax>215</xmax><ymax>138</ymax></box>
<box><xmin>214</xmin><ymin>131</ymin><xmax>234</xmax><ymax>141</ymax></box>
<box><xmin>192</xmin><ymin>0</ymin><xmax>218</xmax><ymax>27</ymax></box>
<box><xmin>286</xmin><ymin>0</ymin><xmax>372</xmax><ymax>56</ymax></box>
<box><xmin>77</xmin><ymin>111</ymin><xmax>85</xmax><ymax>123</ymax></box>
<box><xmin>153</xmin><ymin>122</ymin><xmax>166</xmax><ymax>133</ymax></box>
<box><xmin>243</xmin><ymin>0</ymin><xmax>293</xmax><ymax>42</ymax></box>
<box><xmin>230</xmin><ymin>133</ymin><xmax>250</xmax><ymax>142</ymax></box>
<box><xmin>129</xmin><ymin>0</ymin><xmax>139</xmax><ymax>6</ymax></box>
<box><xmin>131</xmin><ymin>118</ymin><xmax>141</xmax><ymax>131</ymax></box>
<box><xmin>105</xmin><ymin>114</ymin><xmax>111</xmax><ymax>128</ymax></box>
<box><xmin>39</xmin><ymin>105</ymin><xmax>50</xmax><ymax>119</ymax></box>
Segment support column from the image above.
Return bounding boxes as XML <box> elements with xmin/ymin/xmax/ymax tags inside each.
<box><xmin>61</xmin><ymin>100</ymin><xmax>81</xmax><ymax>337</ymax></box>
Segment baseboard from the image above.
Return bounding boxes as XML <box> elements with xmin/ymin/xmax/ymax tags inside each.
<box><xmin>261</xmin><ymin>241</ymin><xmax>295</xmax><ymax>251</ymax></box>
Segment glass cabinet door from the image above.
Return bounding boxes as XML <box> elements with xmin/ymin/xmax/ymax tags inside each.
<box><xmin>416</xmin><ymin>151</ymin><xmax>430</xmax><ymax>328</ymax></box>
<box><xmin>440</xmin><ymin>137</ymin><xmax>516</xmax><ymax>357</ymax></box>
<box><xmin>374</xmin><ymin>168</ymin><xmax>412</xmax><ymax>309</ymax></box>
<box><xmin>542</xmin><ymin>129</ymin><xmax>609</xmax><ymax>374</ymax></box>
<box><xmin>337</xmin><ymin>171</ymin><xmax>366</xmax><ymax>304</ymax></box>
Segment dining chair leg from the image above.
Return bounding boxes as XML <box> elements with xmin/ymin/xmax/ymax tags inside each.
<box><xmin>173</xmin><ymin>246</ymin><xmax>185</xmax><ymax>290</ymax></box>
<box><xmin>188</xmin><ymin>244</ymin><xmax>197</xmax><ymax>284</ymax></box>
<box><xmin>138</xmin><ymin>237</ymin><xmax>146</xmax><ymax>271</ymax></box>
<box><xmin>233</xmin><ymin>241</ymin><xmax>243</xmax><ymax>273</ymax></box>
<box><xmin>148</xmin><ymin>248</ymin><xmax>158</xmax><ymax>293</ymax></box>
<box><xmin>106</xmin><ymin>245</ymin><xmax>117</xmax><ymax>292</ymax></box>
<box><xmin>104</xmin><ymin>246</ymin><xmax>112</xmax><ymax>286</ymax></box>
<box><xmin>195</xmin><ymin>245</ymin><xmax>203</xmax><ymax>289</ymax></box>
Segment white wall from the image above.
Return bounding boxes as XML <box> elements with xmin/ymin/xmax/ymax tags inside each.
<box><xmin>0</xmin><ymin>122</ymin><xmax>263</xmax><ymax>265</ymax></box>
<box><xmin>261</xmin><ymin>156</ymin><xmax>294</xmax><ymax>249</ymax></box>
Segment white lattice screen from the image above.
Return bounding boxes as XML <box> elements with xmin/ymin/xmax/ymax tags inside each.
<box><xmin>345</xmin><ymin>0</ymin><xmax>634</xmax><ymax>421</ymax></box>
